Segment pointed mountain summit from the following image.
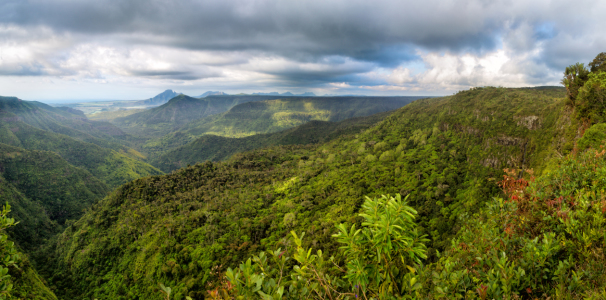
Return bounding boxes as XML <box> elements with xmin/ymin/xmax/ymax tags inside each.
<box><xmin>197</xmin><ymin>91</ymin><xmax>228</xmax><ymax>98</ymax></box>
<box><xmin>252</xmin><ymin>91</ymin><xmax>316</xmax><ymax>96</ymax></box>
<box><xmin>252</xmin><ymin>92</ymin><xmax>280</xmax><ymax>96</ymax></box>
<box><xmin>134</xmin><ymin>89</ymin><xmax>181</xmax><ymax>106</ymax></box>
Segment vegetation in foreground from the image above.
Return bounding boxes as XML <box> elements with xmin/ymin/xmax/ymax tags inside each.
<box><xmin>212</xmin><ymin>145</ymin><xmax>606</xmax><ymax>299</ymax></box>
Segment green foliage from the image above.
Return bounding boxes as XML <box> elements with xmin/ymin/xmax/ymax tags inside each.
<box><xmin>87</xmin><ymin>109</ymin><xmax>147</xmax><ymax>122</ymax></box>
<box><xmin>589</xmin><ymin>52</ymin><xmax>606</xmax><ymax>73</ymax></box>
<box><xmin>141</xmin><ymin>97</ymin><xmax>418</xmax><ymax>156</ymax></box>
<box><xmin>150</xmin><ymin>112</ymin><xmax>391</xmax><ymax>172</ymax></box>
<box><xmin>575</xmin><ymin>71</ymin><xmax>606</xmax><ymax>123</ymax></box>
<box><xmin>9</xmin><ymin>254</ymin><xmax>58</xmax><ymax>300</ymax></box>
<box><xmin>577</xmin><ymin>123</ymin><xmax>606</xmax><ymax>151</ymax></box>
<box><xmin>0</xmin><ymin>115</ymin><xmax>162</xmax><ymax>189</ymax></box>
<box><xmin>0</xmin><ymin>203</ymin><xmax>58</xmax><ymax>300</ymax></box>
<box><xmin>561</xmin><ymin>62</ymin><xmax>590</xmax><ymax>105</ymax></box>
<box><xmin>333</xmin><ymin>194</ymin><xmax>428</xmax><ymax>298</ymax></box>
<box><xmin>38</xmin><ymin>87</ymin><xmax>571</xmax><ymax>299</ymax></box>
<box><xmin>0</xmin><ymin>175</ymin><xmax>56</xmax><ymax>251</ymax></box>
<box><xmin>0</xmin><ymin>143</ymin><xmax>108</xmax><ymax>224</ymax></box>
<box><xmin>113</xmin><ymin>95</ymin><xmax>288</xmax><ymax>138</ymax></box>
<box><xmin>0</xmin><ymin>96</ymin><xmax>137</xmax><ymax>154</ymax></box>
<box><xmin>216</xmin><ymin>194</ymin><xmax>427</xmax><ymax>300</ymax></box>
<box><xmin>0</xmin><ymin>204</ymin><xmax>19</xmax><ymax>300</ymax></box>
<box><xmin>419</xmin><ymin>148</ymin><xmax>606</xmax><ymax>298</ymax></box>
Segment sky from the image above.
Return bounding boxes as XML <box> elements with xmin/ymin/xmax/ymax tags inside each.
<box><xmin>0</xmin><ymin>0</ymin><xmax>605</xmax><ymax>102</ymax></box>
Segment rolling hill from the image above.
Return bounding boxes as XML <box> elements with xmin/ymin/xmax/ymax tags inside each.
<box><xmin>38</xmin><ymin>87</ymin><xmax>573</xmax><ymax>299</ymax></box>
<box><xmin>142</xmin><ymin>96</ymin><xmax>423</xmax><ymax>154</ymax></box>
<box><xmin>150</xmin><ymin>110</ymin><xmax>393</xmax><ymax>172</ymax></box>
<box><xmin>112</xmin><ymin>94</ymin><xmax>288</xmax><ymax>137</ymax></box>
<box><xmin>0</xmin><ymin>143</ymin><xmax>110</xmax><ymax>249</ymax></box>
<box><xmin>0</xmin><ymin>96</ymin><xmax>140</xmax><ymax>155</ymax></box>
<box><xmin>0</xmin><ymin>109</ymin><xmax>163</xmax><ymax>189</ymax></box>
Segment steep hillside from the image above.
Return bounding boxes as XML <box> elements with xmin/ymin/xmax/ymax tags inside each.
<box><xmin>0</xmin><ymin>96</ymin><xmax>138</xmax><ymax>155</ymax></box>
<box><xmin>143</xmin><ymin>96</ymin><xmax>421</xmax><ymax>154</ymax></box>
<box><xmin>112</xmin><ymin>95</ymin><xmax>287</xmax><ymax>137</ymax></box>
<box><xmin>0</xmin><ymin>111</ymin><xmax>163</xmax><ymax>189</ymax></box>
<box><xmin>40</xmin><ymin>87</ymin><xmax>570</xmax><ymax>299</ymax></box>
<box><xmin>0</xmin><ymin>175</ymin><xmax>56</xmax><ymax>250</ymax></box>
<box><xmin>10</xmin><ymin>254</ymin><xmax>58</xmax><ymax>300</ymax></box>
<box><xmin>151</xmin><ymin>111</ymin><xmax>392</xmax><ymax>172</ymax></box>
<box><xmin>0</xmin><ymin>143</ymin><xmax>109</xmax><ymax>224</ymax></box>
<box><xmin>0</xmin><ymin>143</ymin><xmax>110</xmax><ymax>253</ymax></box>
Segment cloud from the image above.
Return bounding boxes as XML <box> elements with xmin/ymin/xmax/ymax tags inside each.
<box><xmin>387</xmin><ymin>67</ymin><xmax>414</xmax><ymax>85</ymax></box>
<box><xmin>0</xmin><ymin>0</ymin><xmax>605</xmax><ymax>99</ymax></box>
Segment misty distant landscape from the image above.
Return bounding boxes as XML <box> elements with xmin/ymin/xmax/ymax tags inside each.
<box><xmin>1</xmin><ymin>1</ymin><xmax>606</xmax><ymax>299</ymax></box>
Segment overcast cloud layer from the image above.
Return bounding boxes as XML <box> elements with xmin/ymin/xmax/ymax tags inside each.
<box><xmin>0</xmin><ymin>0</ymin><xmax>605</xmax><ymax>100</ymax></box>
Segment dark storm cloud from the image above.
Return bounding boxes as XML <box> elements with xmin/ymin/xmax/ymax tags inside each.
<box><xmin>1</xmin><ymin>0</ymin><xmax>605</xmax><ymax>94</ymax></box>
<box><xmin>128</xmin><ymin>69</ymin><xmax>221</xmax><ymax>81</ymax></box>
<box><xmin>1</xmin><ymin>0</ymin><xmax>510</xmax><ymax>64</ymax></box>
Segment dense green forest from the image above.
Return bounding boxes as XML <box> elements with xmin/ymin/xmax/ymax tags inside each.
<box><xmin>35</xmin><ymin>86</ymin><xmax>576</xmax><ymax>299</ymax></box>
<box><xmin>0</xmin><ymin>92</ymin><xmax>419</xmax><ymax>299</ymax></box>
<box><xmin>150</xmin><ymin>111</ymin><xmax>392</xmax><ymax>172</ymax></box>
<box><xmin>112</xmin><ymin>95</ymin><xmax>289</xmax><ymax>138</ymax></box>
<box><xmin>0</xmin><ymin>111</ymin><xmax>161</xmax><ymax>189</ymax></box>
<box><xmin>1</xmin><ymin>52</ymin><xmax>606</xmax><ymax>299</ymax></box>
<box><xmin>0</xmin><ymin>97</ymin><xmax>139</xmax><ymax>154</ymax></box>
<box><xmin>141</xmin><ymin>96</ymin><xmax>421</xmax><ymax>155</ymax></box>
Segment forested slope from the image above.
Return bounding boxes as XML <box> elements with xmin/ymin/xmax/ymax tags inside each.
<box><xmin>0</xmin><ymin>112</ymin><xmax>162</xmax><ymax>188</ymax></box>
<box><xmin>0</xmin><ymin>96</ymin><xmax>139</xmax><ymax>154</ymax></box>
<box><xmin>0</xmin><ymin>175</ymin><xmax>56</xmax><ymax>251</ymax></box>
<box><xmin>39</xmin><ymin>87</ymin><xmax>571</xmax><ymax>299</ymax></box>
<box><xmin>150</xmin><ymin>111</ymin><xmax>392</xmax><ymax>172</ymax></box>
<box><xmin>0</xmin><ymin>143</ymin><xmax>109</xmax><ymax>250</ymax></box>
<box><xmin>112</xmin><ymin>95</ymin><xmax>287</xmax><ymax>137</ymax></box>
<box><xmin>143</xmin><ymin>96</ymin><xmax>420</xmax><ymax>154</ymax></box>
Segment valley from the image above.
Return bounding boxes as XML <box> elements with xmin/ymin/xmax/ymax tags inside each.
<box><xmin>3</xmin><ymin>0</ymin><xmax>606</xmax><ymax>298</ymax></box>
<box><xmin>1</xmin><ymin>57</ymin><xmax>605</xmax><ymax>300</ymax></box>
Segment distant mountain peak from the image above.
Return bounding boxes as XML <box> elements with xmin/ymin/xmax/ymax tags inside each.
<box><xmin>197</xmin><ymin>91</ymin><xmax>228</xmax><ymax>98</ymax></box>
<box><xmin>251</xmin><ymin>91</ymin><xmax>316</xmax><ymax>96</ymax></box>
<box><xmin>134</xmin><ymin>90</ymin><xmax>181</xmax><ymax>106</ymax></box>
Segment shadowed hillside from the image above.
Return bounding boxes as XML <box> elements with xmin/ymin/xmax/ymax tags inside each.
<box><xmin>112</xmin><ymin>94</ymin><xmax>288</xmax><ymax>137</ymax></box>
<box><xmin>0</xmin><ymin>143</ymin><xmax>110</xmax><ymax>251</ymax></box>
<box><xmin>142</xmin><ymin>96</ymin><xmax>423</xmax><ymax>154</ymax></box>
<box><xmin>0</xmin><ymin>110</ymin><xmax>162</xmax><ymax>189</ymax></box>
<box><xmin>0</xmin><ymin>96</ymin><xmax>140</xmax><ymax>156</ymax></box>
<box><xmin>150</xmin><ymin>110</ymin><xmax>393</xmax><ymax>172</ymax></box>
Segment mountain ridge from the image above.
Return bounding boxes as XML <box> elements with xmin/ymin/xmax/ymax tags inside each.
<box><xmin>150</xmin><ymin>110</ymin><xmax>393</xmax><ymax>172</ymax></box>
<box><xmin>112</xmin><ymin>94</ymin><xmax>292</xmax><ymax>138</ymax></box>
<box><xmin>133</xmin><ymin>89</ymin><xmax>181</xmax><ymax>106</ymax></box>
<box><xmin>141</xmin><ymin>96</ymin><xmax>424</xmax><ymax>154</ymax></box>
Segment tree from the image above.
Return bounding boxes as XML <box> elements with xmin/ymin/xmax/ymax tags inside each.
<box><xmin>561</xmin><ymin>62</ymin><xmax>590</xmax><ymax>104</ymax></box>
<box><xmin>575</xmin><ymin>71</ymin><xmax>606</xmax><ymax>122</ymax></box>
<box><xmin>0</xmin><ymin>204</ymin><xmax>20</xmax><ymax>300</ymax></box>
<box><xmin>217</xmin><ymin>194</ymin><xmax>428</xmax><ymax>299</ymax></box>
<box><xmin>333</xmin><ymin>194</ymin><xmax>428</xmax><ymax>299</ymax></box>
<box><xmin>589</xmin><ymin>52</ymin><xmax>606</xmax><ymax>73</ymax></box>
